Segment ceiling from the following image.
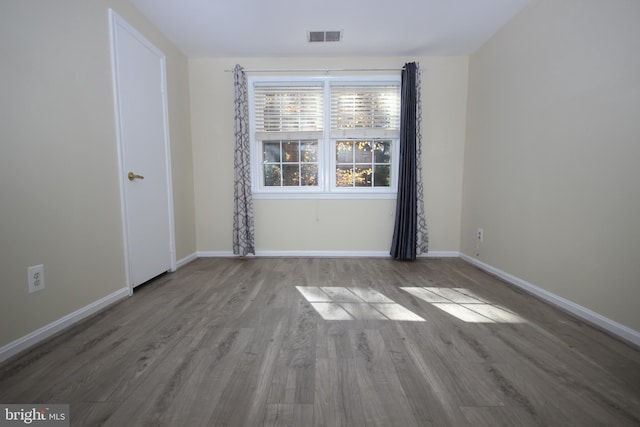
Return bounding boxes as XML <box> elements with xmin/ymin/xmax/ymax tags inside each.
<box><xmin>129</xmin><ymin>0</ymin><xmax>530</xmax><ymax>58</ymax></box>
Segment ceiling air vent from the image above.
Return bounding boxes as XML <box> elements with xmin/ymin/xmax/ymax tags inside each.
<box><xmin>308</xmin><ymin>31</ymin><xmax>342</xmax><ymax>43</ymax></box>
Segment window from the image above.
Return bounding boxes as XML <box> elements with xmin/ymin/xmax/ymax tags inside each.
<box><xmin>249</xmin><ymin>76</ymin><xmax>400</xmax><ymax>198</ymax></box>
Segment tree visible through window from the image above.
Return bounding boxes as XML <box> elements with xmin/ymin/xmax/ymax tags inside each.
<box><xmin>335</xmin><ymin>140</ymin><xmax>392</xmax><ymax>187</ymax></box>
<box><xmin>263</xmin><ymin>140</ymin><xmax>318</xmax><ymax>186</ymax></box>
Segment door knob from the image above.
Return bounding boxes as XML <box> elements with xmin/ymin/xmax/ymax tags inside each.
<box><xmin>128</xmin><ymin>172</ymin><xmax>145</xmax><ymax>181</ymax></box>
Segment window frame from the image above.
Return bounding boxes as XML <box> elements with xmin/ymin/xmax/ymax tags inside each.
<box><xmin>248</xmin><ymin>75</ymin><xmax>401</xmax><ymax>199</ymax></box>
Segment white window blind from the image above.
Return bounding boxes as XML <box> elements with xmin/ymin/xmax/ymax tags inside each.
<box><xmin>253</xmin><ymin>85</ymin><xmax>324</xmax><ymax>141</ymax></box>
<box><xmin>330</xmin><ymin>85</ymin><xmax>401</xmax><ymax>139</ymax></box>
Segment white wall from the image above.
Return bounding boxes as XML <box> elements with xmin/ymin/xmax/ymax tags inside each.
<box><xmin>189</xmin><ymin>56</ymin><xmax>468</xmax><ymax>254</ymax></box>
<box><xmin>462</xmin><ymin>0</ymin><xmax>640</xmax><ymax>331</ymax></box>
<box><xmin>0</xmin><ymin>0</ymin><xmax>195</xmax><ymax>349</ymax></box>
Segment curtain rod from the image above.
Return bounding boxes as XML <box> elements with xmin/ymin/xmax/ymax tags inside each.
<box><xmin>224</xmin><ymin>67</ymin><xmax>405</xmax><ymax>73</ymax></box>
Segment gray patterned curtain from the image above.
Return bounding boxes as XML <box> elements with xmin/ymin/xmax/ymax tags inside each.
<box><xmin>390</xmin><ymin>62</ymin><xmax>429</xmax><ymax>260</ymax></box>
<box><xmin>233</xmin><ymin>64</ymin><xmax>255</xmax><ymax>255</ymax></box>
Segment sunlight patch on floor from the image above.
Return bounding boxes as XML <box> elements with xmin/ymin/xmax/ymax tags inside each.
<box><xmin>400</xmin><ymin>287</ymin><xmax>525</xmax><ymax>323</ymax></box>
<box><xmin>296</xmin><ymin>286</ymin><xmax>425</xmax><ymax>321</ymax></box>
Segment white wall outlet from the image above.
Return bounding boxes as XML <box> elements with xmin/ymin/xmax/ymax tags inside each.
<box><xmin>28</xmin><ymin>264</ymin><xmax>45</xmax><ymax>293</ymax></box>
<box><xmin>477</xmin><ymin>228</ymin><xmax>484</xmax><ymax>243</ymax></box>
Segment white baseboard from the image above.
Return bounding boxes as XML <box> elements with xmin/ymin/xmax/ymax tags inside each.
<box><xmin>460</xmin><ymin>253</ymin><xmax>640</xmax><ymax>348</ymax></box>
<box><xmin>198</xmin><ymin>250</ymin><xmax>461</xmax><ymax>258</ymax></box>
<box><xmin>198</xmin><ymin>251</ymin><xmax>244</xmax><ymax>258</ymax></box>
<box><xmin>176</xmin><ymin>252</ymin><xmax>198</xmax><ymax>268</ymax></box>
<box><xmin>0</xmin><ymin>287</ymin><xmax>129</xmax><ymax>364</ymax></box>
<box><xmin>198</xmin><ymin>250</ymin><xmax>391</xmax><ymax>258</ymax></box>
<box><xmin>256</xmin><ymin>250</ymin><xmax>392</xmax><ymax>257</ymax></box>
<box><xmin>419</xmin><ymin>251</ymin><xmax>460</xmax><ymax>258</ymax></box>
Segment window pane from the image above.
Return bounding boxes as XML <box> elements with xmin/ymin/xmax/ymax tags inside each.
<box><xmin>263</xmin><ymin>142</ymin><xmax>281</xmax><ymax>163</ymax></box>
<box><xmin>264</xmin><ymin>165</ymin><xmax>281</xmax><ymax>186</ymax></box>
<box><xmin>301</xmin><ymin>164</ymin><xmax>318</xmax><ymax>186</ymax></box>
<box><xmin>283</xmin><ymin>164</ymin><xmax>299</xmax><ymax>186</ymax></box>
<box><xmin>336</xmin><ymin>141</ymin><xmax>353</xmax><ymax>163</ymax></box>
<box><xmin>335</xmin><ymin>139</ymin><xmax>392</xmax><ymax>189</ymax></box>
<box><xmin>283</xmin><ymin>141</ymin><xmax>299</xmax><ymax>162</ymax></box>
<box><xmin>301</xmin><ymin>142</ymin><xmax>318</xmax><ymax>162</ymax></box>
<box><xmin>354</xmin><ymin>166</ymin><xmax>372</xmax><ymax>187</ymax></box>
<box><xmin>354</xmin><ymin>141</ymin><xmax>372</xmax><ymax>163</ymax></box>
<box><xmin>262</xmin><ymin>140</ymin><xmax>319</xmax><ymax>187</ymax></box>
<box><xmin>373</xmin><ymin>141</ymin><xmax>391</xmax><ymax>163</ymax></box>
<box><xmin>336</xmin><ymin>165</ymin><xmax>353</xmax><ymax>187</ymax></box>
<box><xmin>374</xmin><ymin>165</ymin><xmax>391</xmax><ymax>187</ymax></box>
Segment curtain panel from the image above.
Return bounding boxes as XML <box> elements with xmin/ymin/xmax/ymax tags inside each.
<box><xmin>232</xmin><ymin>64</ymin><xmax>255</xmax><ymax>256</ymax></box>
<box><xmin>390</xmin><ymin>62</ymin><xmax>429</xmax><ymax>260</ymax></box>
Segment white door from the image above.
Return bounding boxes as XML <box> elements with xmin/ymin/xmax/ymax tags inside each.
<box><xmin>110</xmin><ymin>10</ymin><xmax>175</xmax><ymax>291</ymax></box>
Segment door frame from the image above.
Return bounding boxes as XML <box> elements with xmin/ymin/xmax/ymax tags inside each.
<box><xmin>109</xmin><ymin>9</ymin><xmax>176</xmax><ymax>295</ymax></box>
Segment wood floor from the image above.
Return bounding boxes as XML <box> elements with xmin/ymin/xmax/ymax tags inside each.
<box><xmin>1</xmin><ymin>257</ymin><xmax>639</xmax><ymax>426</ymax></box>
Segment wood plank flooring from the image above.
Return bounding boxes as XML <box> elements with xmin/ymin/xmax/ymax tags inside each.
<box><xmin>1</xmin><ymin>257</ymin><xmax>639</xmax><ymax>426</ymax></box>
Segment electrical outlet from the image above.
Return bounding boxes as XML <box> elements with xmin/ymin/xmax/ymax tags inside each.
<box><xmin>477</xmin><ymin>228</ymin><xmax>484</xmax><ymax>243</ymax></box>
<box><xmin>28</xmin><ymin>264</ymin><xmax>45</xmax><ymax>293</ymax></box>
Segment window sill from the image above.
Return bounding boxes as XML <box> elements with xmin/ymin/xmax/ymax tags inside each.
<box><xmin>252</xmin><ymin>191</ymin><xmax>397</xmax><ymax>200</ymax></box>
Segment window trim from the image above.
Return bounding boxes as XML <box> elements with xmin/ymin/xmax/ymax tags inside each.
<box><xmin>249</xmin><ymin>75</ymin><xmax>401</xmax><ymax>199</ymax></box>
